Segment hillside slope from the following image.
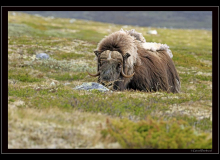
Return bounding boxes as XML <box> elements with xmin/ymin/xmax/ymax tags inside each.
<box><xmin>20</xmin><ymin>11</ymin><xmax>212</xmax><ymax>30</ymax></box>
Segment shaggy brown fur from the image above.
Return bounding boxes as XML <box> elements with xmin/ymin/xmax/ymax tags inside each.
<box><xmin>91</xmin><ymin>29</ymin><xmax>181</xmax><ymax>93</ymax></box>
<box><xmin>128</xmin><ymin>47</ymin><xmax>180</xmax><ymax>93</ymax></box>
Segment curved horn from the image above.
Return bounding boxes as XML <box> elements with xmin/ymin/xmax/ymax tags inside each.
<box><xmin>120</xmin><ymin>52</ymin><xmax>134</xmax><ymax>78</ymax></box>
<box><xmin>94</xmin><ymin>50</ymin><xmax>101</xmax><ymax>57</ymax></box>
<box><xmin>121</xmin><ymin>67</ymin><xmax>135</xmax><ymax>78</ymax></box>
<box><xmin>87</xmin><ymin>71</ymin><xmax>100</xmax><ymax>77</ymax></box>
<box><xmin>123</xmin><ymin>53</ymin><xmax>131</xmax><ymax>59</ymax></box>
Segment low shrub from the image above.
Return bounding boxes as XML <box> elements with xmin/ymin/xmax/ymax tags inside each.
<box><xmin>101</xmin><ymin>117</ymin><xmax>212</xmax><ymax>149</ymax></box>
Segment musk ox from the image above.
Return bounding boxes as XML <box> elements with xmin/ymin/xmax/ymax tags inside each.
<box><xmin>87</xmin><ymin>29</ymin><xmax>180</xmax><ymax>93</ymax></box>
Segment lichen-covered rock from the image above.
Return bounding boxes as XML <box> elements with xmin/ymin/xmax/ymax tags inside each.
<box><xmin>36</xmin><ymin>53</ymin><xmax>50</xmax><ymax>60</ymax></box>
<box><xmin>73</xmin><ymin>82</ymin><xmax>110</xmax><ymax>92</ymax></box>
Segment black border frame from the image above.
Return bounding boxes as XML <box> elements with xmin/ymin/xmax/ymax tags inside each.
<box><xmin>1</xmin><ymin>6</ymin><xmax>219</xmax><ymax>154</ymax></box>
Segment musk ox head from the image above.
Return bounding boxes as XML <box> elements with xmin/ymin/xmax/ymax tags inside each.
<box><xmin>87</xmin><ymin>50</ymin><xmax>134</xmax><ymax>88</ymax></box>
<box><xmin>87</xmin><ymin>29</ymin><xmax>140</xmax><ymax>89</ymax></box>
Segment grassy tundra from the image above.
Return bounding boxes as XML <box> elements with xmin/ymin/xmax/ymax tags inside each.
<box><xmin>8</xmin><ymin>12</ymin><xmax>212</xmax><ymax>149</ymax></box>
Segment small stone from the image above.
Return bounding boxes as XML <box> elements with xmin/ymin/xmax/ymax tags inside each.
<box><xmin>23</xmin><ymin>55</ymin><xmax>27</xmax><ymax>59</ymax></box>
<box><xmin>147</xmin><ymin>30</ymin><xmax>157</xmax><ymax>35</ymax></box>
<box><xmin>36</xmin><ymin>53</ymin><xmax>50</xmax><ymax>60</ymax></box>
<box><xmin>69</xmin><ymin>19</ymin><xmax>76</xmax><ymax>23</ymax></box>
<box><xmin>73</xmin><ymin>82</ymin><xmax>110</xmax><ymax>92</ymax></box>
<box><xmin>50</xmin><ymin>81</ymin><xmax>56</xmax><ymax>86</ymax></box>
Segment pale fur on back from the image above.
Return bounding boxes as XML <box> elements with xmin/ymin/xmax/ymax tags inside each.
<box><xmin>142</xmin><ymin>42</ymin><xmax>173</xmax><ymax>58</ymax></box>
<box><xmin>125</xmin><ymin>29</ymin><xmax>173</xmax><ymax>58</ymax></box>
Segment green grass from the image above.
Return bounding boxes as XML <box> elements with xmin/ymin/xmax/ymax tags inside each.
<box><xmin>54</xmin><ymin>52</ymin><xmax>85</xmax><ymax>60</ymax></box>
<box><xmin>47</xmin><ymin>72</ymin><xmax>88</xmax><ymax>81</ymax></box>
<box><xmin>173</xmin><ymin>52</ymin><xmax>211</xmax><ymax>70</ymax></box>
<box><xmin>195</xmin><ymin>75</ymin><xmax>212</xmax><ymax>81</ymax></box>
<box><xmin>8</xmin><ymin>23</ymin><xmax>41</xmax><ymax>37</ymax></box>
<box><xmin>8</xmin><ymin>85</ymin><xmax>37</xmax><ymax>98</ymax></box>
<box><xmin>8</xmin><ymin>68</ymin><xmax>43</xmax><ymax>83</ymax></box>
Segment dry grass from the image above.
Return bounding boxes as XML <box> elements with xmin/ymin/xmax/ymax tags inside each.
<box><xmin>8</xmin><ymin>99</ymin><xmax>121</xmax><ymax>148</ymax></box>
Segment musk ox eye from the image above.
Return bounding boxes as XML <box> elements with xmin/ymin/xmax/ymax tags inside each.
<box><xmin>118</xmin><ymin>63</ymin><xmax>122</xmax><ymax>68</ymax></box>
<box><xmin>100</xmin><ymin>60</ymin><xmax>105</xmax><ymax>65</ymax></box>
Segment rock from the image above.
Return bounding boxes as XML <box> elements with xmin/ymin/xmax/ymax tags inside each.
<box><xmin>50</xmin><ymin>81</ymin><xmax>56</xmax><ymax>86</ymax></box>
<box><xmin>147</xmin><ymin>30</ymin><xmax>157</xmax><ymax>35</ymax></box>
<box><xmin>36</xmin><ymin>53</ymin><xmax>50</xmax><ymax>60</ymax></box>
<box><xmin>64</xmin><ymin>82</ymin><xmax>71</xmax><ymax>86</ymax></box>
<box><xmin>69</xmin><ymin>19</ymin><xmax>76</xmax><ymax>23</ymax></box>
<box><xmin>73</xmin><ymin>82</ymin><xmax>110</xmax><ymax>92</ymax></box>
<box><xmin>48</xmin><ymin>16</ymin><xmax>54</xmax><ymax>19</ymax></box>
<box><xmin>12</xmin><ymin>12</ymin><xmax>16</xmax><ymax>16</ymax></box>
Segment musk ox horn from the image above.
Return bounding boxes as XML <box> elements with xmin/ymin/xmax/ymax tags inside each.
<box><xmin>121</xmin><ymin>66</ymin><xmax>135</xmax><ymax>78</ymax></box>
<box><xmin>94</xmin><ymin>50</ymin><xmax>102</xmax><ymax>57</ymax></box>
<box><xmin>123</xmin><ymin>53</ymin><xmax>131</xmax><ymax>59</ymax></box>
<box><xmin>87</xmin><ymin>71</ymin><xmax>100</xmax><ymax>77</ymax></box>
<box><xmin>120</xmin><ymin>52</ymin><xmax>135</xmax><ymax>78</ymax></box>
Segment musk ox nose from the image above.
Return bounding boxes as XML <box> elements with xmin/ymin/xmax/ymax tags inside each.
<box><xmin>104</xmin><ymin>70</ymin><xmax>111</xmax><ymax>75</ymax></box>
<box><xmin>102</xmin><ymin>76</ymin><xmax>110</xmax><ymax>81</ymax></box>
<box><xmin>101</xmin><ymin>70</ymin><xmax>111</xmax><ymax>81</ymax></box>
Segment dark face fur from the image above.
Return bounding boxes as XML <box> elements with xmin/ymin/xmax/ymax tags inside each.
<box><xmin>87</xmin><ymin>50</ymin><xmax>135</xmax><ymax>90</ymax></box>
<box><xmin>99</xmin><ymin>59</ymin><xmax>123</xmax><ymax>83</ymax></box>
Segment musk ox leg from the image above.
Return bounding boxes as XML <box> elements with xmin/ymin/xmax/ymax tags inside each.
<box><xmin>174</xmin><ymin>78</ymin><xmax>181</xmax><ymax>93</ymax></box>
<box><xmin>166</xmin><ymin>60</ymin><xmax>181</xmax><ymax>93</ymax></box>
<box><xmin>113</xmin><ymin>77</ymin><xmax>131</xmax><ymax>91</ymax></box>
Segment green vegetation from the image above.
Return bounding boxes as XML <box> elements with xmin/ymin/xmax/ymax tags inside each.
<box><xmin>101</xmin><ymin>117</ymin><xmax>212</xmax><ymax>149</ymax></box>
<box><xmin>8</xmin><ymin>68</ymin><xmax>43</xmax><ymax>82</ymax></box>
<box><xmin>8</xmin><ymin>12</ymin><xmax>212</xmax><ymax>149</ymax></box>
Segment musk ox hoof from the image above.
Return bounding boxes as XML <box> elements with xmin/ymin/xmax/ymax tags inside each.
<box><xmin>73</xmin><ymin>82</ymin><xmax>110</xmax><ymax>92</ymax></box>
